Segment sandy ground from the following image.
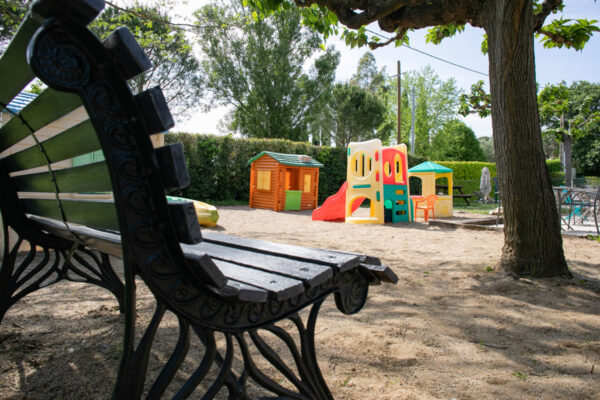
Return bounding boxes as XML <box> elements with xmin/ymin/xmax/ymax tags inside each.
<box><xmin>1</xmin><ymin>206</ymin><xmax>599</xmax><ymax>399</ymax></box>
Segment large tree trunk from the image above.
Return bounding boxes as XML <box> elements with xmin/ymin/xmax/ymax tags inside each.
<box><xmin>481</xmin><ymin>0</ymin><xmax>570</xmax><ymax>277</ymax></box>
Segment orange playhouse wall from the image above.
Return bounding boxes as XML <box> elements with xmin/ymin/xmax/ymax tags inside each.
<box><xmin>249</xmin><ymin>155</ymin><xmax>319</xmax><ymax>212</ymax></box>
<box><xmin>249</xmin><ymin>156</ymin><xmax>278</xmax><ymax>210</ymax></box>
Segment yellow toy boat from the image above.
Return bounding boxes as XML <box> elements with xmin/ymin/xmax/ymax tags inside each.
<box><xmin>166</xmin><ymin>196</ymin><xmax>219</xmax><ymax>228</ymax></box>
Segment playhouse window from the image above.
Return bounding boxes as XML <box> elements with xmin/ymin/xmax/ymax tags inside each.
<box><xmin>303</xmin><ymin>174</ymin><xmax>312</xmax><ymax>193</ymax></box>
<box><xmin>351</xmin><ymin>151</ymin><xmax>372</xmax><ymax>178</ymax></box>
<box><xmin>257</xmin><ymin>170</ymin><xmax>271</xmax><ymax>191</ymax></box>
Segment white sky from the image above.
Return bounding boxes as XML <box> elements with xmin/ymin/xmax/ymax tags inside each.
<box><xmin>163</xmin><ymin>0</ymin><xmax>600</xmax><ymax>139</ymax></box>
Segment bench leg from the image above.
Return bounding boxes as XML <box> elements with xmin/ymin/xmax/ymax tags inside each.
<box><xmin>0</xmin><ymin>234</ymin><xmax>63</xmax><ymax>324</ymax></box>
<box><xmin>112</xmin><ymin>296</ymin><xmax>334</xmax><ymax>399</ymax></box>
<box><xmin>65</xmin><ymin>248</ymin><xmax>125</xmax><ymax>313</ymax></box>
<box><xmin>0</xmin><ymin>224</ymin><xmax>126</xmax><ymax>324</ymax></box>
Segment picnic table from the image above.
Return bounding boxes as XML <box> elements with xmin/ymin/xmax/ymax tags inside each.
<box><xmin>436</xmin><ymin>184</ymin><xmax>475</xmax><ymax>206</ymax></box>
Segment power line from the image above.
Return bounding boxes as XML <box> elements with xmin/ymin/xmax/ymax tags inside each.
<box><xmin>365</xmin><ymin>28</ymin><xmax>489</xmax><ymax>77</ymax></box>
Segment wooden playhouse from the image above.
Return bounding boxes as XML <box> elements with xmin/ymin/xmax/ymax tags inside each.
<box><xmin>249</xmin><ymin>151</ymin><xmax>323</xmax><ymax>212</ymax></box>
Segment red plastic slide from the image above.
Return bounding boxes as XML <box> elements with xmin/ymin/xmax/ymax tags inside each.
<box><xmin>312</xmin><ymin>181</ymin><xmax>364</xmax><ymax>221</ymax></box>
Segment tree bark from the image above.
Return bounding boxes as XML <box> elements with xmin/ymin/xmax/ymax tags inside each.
<box><xmin>481</xmin><ymin>0</ymin><xmax>570</xmax><ymax>277</ymax></box>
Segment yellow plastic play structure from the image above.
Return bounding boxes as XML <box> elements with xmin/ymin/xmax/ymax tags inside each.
<box><xmin>345</xmin><ymin>139</ymin><xmax>413</xmax><ymax>224</ymax></box>
<box><xmin>166</xmin><ymin>196</ymin><xmax>219</xmax><ymax>227</ymax></box>
<box><xmin>346</xmin><ymin>139</ymin><xmax>384</xmax><ymax>224</ymax></box>
<box><xmin>408</xmin><ymin>161</ymin><xmax>453</xmax><ymax>219</ymax></box>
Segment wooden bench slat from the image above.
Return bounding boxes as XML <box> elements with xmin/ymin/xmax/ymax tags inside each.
<box><xmin>0</xmin><ymin>16</ymin><xmax>39</xmax><ymax>108</ymax></box>
<box><xmin>0</xmin><ymin>89</ymin><xmax>82</xmax><ymax>153</ymax></box>
<box><xmin>3</xmin><ymin>120</ymin><xmax>100</xmax><ymax>173</ymax></box>
<box><xmin>25</xmin><ymin>200</ymin><xmax>201</xmax><ymax>247</ymax></box>
<box><xmin>28</xmin><ymin>214</ymin><xmax>123</xmax><ymax>257</ymax></box>
<box><xmin>181</xmin><ymin>242</ymin><xmax>333</xmax><ymax>288</ymax></box>
<box><xmin>213</xmin><ymin>280</ymin><xmax>269</xmax><ymax>303</ymax></box>
<box><xmin>28</xmin><ymin>215</ymin><xmax>269</xmax><ymax>303</ymax></box>
<box><xmin>210</xmin><ymin>259</ymin><xmax>305</xmax><ymax>301</ymax></box>
<box><xmin>12</xmin><ymin>161</ymin><xmax>111</xmax><ymax>193</ymax></box>
<box><xmin>21</xmin><ymin>198</ymin><xmax>119</xmax><ymax>231</ymax></box>
<box><xmin>202</xmin><ymin>232</ymin><xmax>361</xmax><ymax>272</ymax></box>
<box><xmin>360</xmin><ymin>263</ymin><xmax>398</xmax><ymax>284</ymax></box>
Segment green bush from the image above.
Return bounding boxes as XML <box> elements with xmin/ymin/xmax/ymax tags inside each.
<box><xmin>166</xmin><ymin>133</ymin><xmax>349</xmax><ymax>203</ymax></box>
<box><xmin>429</xmin><ymin>161</ymin><xmax>496</xmax><ymax>195</ymax></box>
<box><xmin>167</xmin><ymin>133</ymin><xmax>431</xmax><ymax>204</ymax></box>
<box><xmin>546</xmin><ymin>159</ymin><xmax>563</xmax><ymax>176</ymax></box>
<box><xmin>167</xmin><ymin>133</ymin><xmax>571</xmax><ymax>204</ymax></box>
<box><xmin>585</xmin><ymin>176</ymin><xmax>600</xmax><ymax>187</ymax></box>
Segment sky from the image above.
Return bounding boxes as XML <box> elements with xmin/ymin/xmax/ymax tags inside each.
<box><xmin>165</xmin><ymin>0</ymin><xmax>600</xmax><ymax>139</ymax></box>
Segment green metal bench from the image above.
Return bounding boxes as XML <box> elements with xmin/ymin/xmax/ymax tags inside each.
<box><xmin>0</xmin><ymin>0</ymin><xmax>397</xmax><ymax>398</ymax></box>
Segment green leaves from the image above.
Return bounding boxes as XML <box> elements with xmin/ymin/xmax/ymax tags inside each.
<box><xmin>425</xmin><ymin>24</ymin><xmax>465</xmax><ymax>45</ymax></box>
<box><xmin>196</xmin><ymin>0</ymin><xmax>338</xmax><ymax>141</ymax></box>
<box><xmin>537</xmin><ymin>18</ymin><xmax>600</xmax><ymax>51</ymax></box>
<box><xmin>538</xmin><ymin>81</ymin><xmax>600</xmax><ymax>174</ymax></box>
<box><xmin>90</xmin><ymin>2</ymin><xmax>203</xmax><ymax>118</ymax></box>
<box><xmin>459</xmin><ymin>80</ymin><xmax>492</xmax><ymax>118</ymax></box>
<box><xmin>429</xmin><ymin>119</ymin><xmax>486</xmax><ymax>162</ymax></box>
<box><xmin>341</xmin><ymin>27</ymin><xmax>368</xmax><ymax>48</ymax></box>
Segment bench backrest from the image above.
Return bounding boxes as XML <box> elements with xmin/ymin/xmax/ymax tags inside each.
<box><xmin>0</xmin><ymin>1</ymin><xmax>208</xmax><ymax>287</ymax></box>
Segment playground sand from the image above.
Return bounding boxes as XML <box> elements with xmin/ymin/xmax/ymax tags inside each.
<box><xmin>1</xmin><ymin>205</ymin><xmax>599</xmax><ymax>399</ymax></box>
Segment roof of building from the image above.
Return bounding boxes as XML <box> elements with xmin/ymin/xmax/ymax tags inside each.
<box><xmin>408</xmin><ymin>161</ymin><xmax>453</xmax><ymax>173</ymax></box>
<box><xmin>248</xmin><ymin>151</ymin><xmax>323</xmax><ymax>168</ymax></box>
<box><xmin>2</xmin><ymin>92</ymin><xmax>38</xmax><ymax>114</ymax></box>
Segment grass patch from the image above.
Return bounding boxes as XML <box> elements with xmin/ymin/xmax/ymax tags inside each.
<box><xmin>512</xmin><ymin>371</ymin><xmax>527</xmax><ymax>380</ymax></box>
<box><xmin>454</xmin><ymin>202</ymin><xmax>498</xmax><ymax>215</ymax></box>
<box><xmin>587</xmin><ymin>235</ymin><xmax>600</xmax><ymax>242</ymax></box>
<box><xmin>210</xmin><ymin>199</ymin><xmax>248</xmax><ymax>206</ymax></box>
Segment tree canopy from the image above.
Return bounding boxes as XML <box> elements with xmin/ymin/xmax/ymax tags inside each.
<box><xmin>394</xmin><ymin>66</ymin><xmax>461</xmax><ymax>156</ymax></box>
<box><xmin>91</xmin><ymin>2</ymin><xmax>202</xmax><ymax>119</ymax></box>
<box><xmin>195</xmin><ymin>0</ymin><xmax>338</xmax><ymax>141</ymax></box>
<box><xmin>429</xmin><ymin>119</ymin><xmax>486</xmax><ymax>162</ymax></box>
<box><xmin>0</xmin><ymin>0</ymin><xmax>28</xmax><ymax>53</ymax></box>
<box><xmin>538</xmin><ymin>81</ymin><xmax>600</xmax><ymax>175</ymax></box>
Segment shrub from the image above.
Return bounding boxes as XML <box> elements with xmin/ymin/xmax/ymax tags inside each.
<box><xmin>166</xmin><ymin>133</ymin><xmax>348</xmax><ymax>203</ymax></box>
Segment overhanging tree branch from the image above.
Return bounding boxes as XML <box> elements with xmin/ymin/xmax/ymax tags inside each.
<box><xmin>533</xmin><ymin>0</ymin><xmax>564</xmax><ymax>31</ymax></box>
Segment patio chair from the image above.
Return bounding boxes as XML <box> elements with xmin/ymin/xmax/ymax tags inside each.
<box><xmin>415</xmin><ymin>194</ymin><xmax>438</xmax><ymax>222</ymax></box>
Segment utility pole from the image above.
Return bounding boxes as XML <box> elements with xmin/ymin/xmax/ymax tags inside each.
<box><xmin>410</xmin><ymin>86</ymin><xmax>416</xmax><ymax>155</ymax></box>
<box><xmin>397</xmin><ymin>60</ymin><xmax>401</xmax><ymax>144</ymax></box>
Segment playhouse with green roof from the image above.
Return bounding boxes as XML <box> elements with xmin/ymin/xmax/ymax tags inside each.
<box><xmin>408</xmin><ymin>161</ymin><xmax>454</xmax><ymax>218</ymax></box>
<box><xmin>249</xmin><ymin>151</ymin><xmax>323</xmax><ymax>212</ymax></box>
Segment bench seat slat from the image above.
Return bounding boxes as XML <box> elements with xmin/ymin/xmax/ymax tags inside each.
<box><xmin>202</xmin><ymin>231</ymin><xmax>361</xmax><ymax>272</ymax></box>
<box><xmin>21</xmin><ymin>198</ymin><xmax>119</xmax><ymax>231</ymax></box>
<box><xmin>181</xmin><ymin>242</ymin><xmax>333</xmax><ymax>288</ymax></box>
<box><xmin>26</xmin><ymin>215</ymin><xmax>269</xmax><ymax>303</ymax></box>
<box><xmin>12</xmin><ymin>161</ymin><xmax>111</xmax><ymax>193</ymax></box>
<box><xmin>359</xmin><ymin>263</ymin><xmax>398</xmax><ymax>284</ymax></box>
<box><xmin>3</xmin><ymin>120</ymin><xmax>100</xmax><ymax>173</ymax></box>
<box><xmin>0</xmin><ymin>89</ymin><xmax>82</xmax><ymax>153</ymax></box>
<box><xmin>213</xmin><ymin>280</ymin><xmax>268</xmax><ymax>303</ymax></box>
<box><xmin>0</xmin><ymin>16</ymin><xmax>39</xmax><ymax>108</ymax></box>
<box><xmin>211</xmin><ymin>259</ymin><xmax>305</xmax><ymax>301</ymax></box>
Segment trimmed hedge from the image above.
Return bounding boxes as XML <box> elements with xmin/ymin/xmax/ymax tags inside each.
<box><xmin>432</xmin><ymin>161</ymin><xmax>497</xmax><ymax>196</ymax></box>
<box><xmin>546</xmin><ymin>159</ymin><xmax>563</xmax><ymax>174</ymax></box>
<box><xmin>166</xmin><ymin>133</ymin><xmax>428</xmax><ymax>203</ymax></box>
<box><xmin>166</xmin><ymin>133</ymin><xmax>575</xmax><ymax>205</ymax></box>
